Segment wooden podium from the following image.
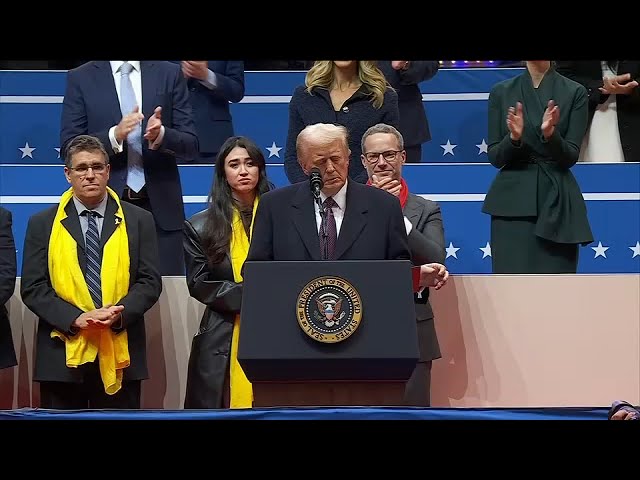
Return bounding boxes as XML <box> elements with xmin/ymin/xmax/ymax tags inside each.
<box><xmin>238</xmin><ymin>260</ymin><xmax>419</xmax><ymax>407</ymax></box>
<box><xmin>252</xmin><ymin>381</ymin><xmax>406</xmax><ymax>407</ymax></box>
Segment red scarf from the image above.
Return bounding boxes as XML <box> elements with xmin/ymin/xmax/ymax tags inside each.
<box><xmin>366</xmin><ymin>177</ymin><xmax>409</xmax><ymax>209</ymax></box>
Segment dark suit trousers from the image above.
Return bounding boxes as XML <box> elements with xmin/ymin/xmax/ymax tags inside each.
<box><xmin>404</xmin><ymin>145</ymin><xmax>422</xmax><ymax>164</ymax></box>
<box><xmin>404</xmin><ymin>361</ymin><xmax>432</xmax><ymax>407</ymax></box>
<box><xmin>120</xmin><ymin>195</ymin><xmax>184</xmax><ymax>276</ymax></box>
<box><xmin>39</xmin><ymin>362</ymin><xmax>141</xmax><ymax>409</ymax></box>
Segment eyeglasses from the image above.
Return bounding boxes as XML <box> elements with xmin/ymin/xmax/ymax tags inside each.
<box><xmin>363</xmin><ymin>150</ymin><xmax>402</xmax><ymax>164</ymax></box>
<box><xmin>68</xmin><ymin>163</ymin><xmax>108</xmax><ymax>175</ymax></box>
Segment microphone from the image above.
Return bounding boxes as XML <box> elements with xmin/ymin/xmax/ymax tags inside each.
<box><xmin>309</xmin><ymin>167</ymin><xmax>323</xmax><ymax>199</ymax></box>
<box><xmin>309</xmin><ymin>167</ymin><xmax>328</xmax><ymax>260</ymax></box>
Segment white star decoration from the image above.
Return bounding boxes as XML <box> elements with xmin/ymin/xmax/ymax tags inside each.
<box><xmin>19</xmin><ymin>142</ymin><xmax>36</xmax><ymax>158</ymax></box>
<box><xmin>480</xmin><ymin>241</ymin><xmax>492</xmax><ymax>258</ymax></box>
<box><xmin>266</xmin><ymin>141</ymin><xmax>282</xmax><ymax>158</ymax></box>
<box><xmin>630</xmin><ymin>241</ymin><xmax>640</xmax><ymax>258</ymax></box>
<box><xmin>440</xmin><ymin>140</ymin><xmax>457</xmax><ymax>156</ymax></box>
<box><xmin>591</xmin><ymin>241</ymin><xmax>609</xmax><ymax>259</ymax></box>
<box><xmin>55</xmin><ymin>147</ymin><xmax>61</xmax><ymax>158</ymax></box>
<box><xmin>445</xmin><ymin>242</ymin><xmax>460</xmax><ymax>259</ymax></box>
<box><xmin>476</xmin><ymin>139</ymin><xmax>488</xmax><ymax>154</ymax></box>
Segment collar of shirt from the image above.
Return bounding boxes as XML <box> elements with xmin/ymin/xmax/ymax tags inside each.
<box><xmin>72</xmin><ymin>194</ymin><xmax>108</xmax><ymax>218</ymax></box>
<box><xmin>319</xmin><ymin>178</ymin><xmax>348</xmax><ymax>211</ymax></box>
<box><xmin>110</xmin><ymin>61</ymin><xmax>141</xmax><ymax>75</ymax></box>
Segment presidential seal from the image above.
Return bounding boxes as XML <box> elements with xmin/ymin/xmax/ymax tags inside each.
<box><xmin>296</xmin><ymin>276</ymin><xmax>363</xmax><ymax>343</ymax></box>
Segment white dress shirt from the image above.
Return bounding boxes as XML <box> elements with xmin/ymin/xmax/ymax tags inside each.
<box><xmin>314</xmin><ymin>180</ymin><xmax>414</xmax><ymax>236</ymax></box>
<box><xmin>315</xmin><ymin>180</ymin><xmax>348</xmax><ymax>236</ymax></box>
<box><xmin>107</xmin><ymin>61</ymin><xmax>164</xmax><ymax>152</ymax></box>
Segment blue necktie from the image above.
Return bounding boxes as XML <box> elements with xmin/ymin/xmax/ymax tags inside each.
<box><xmin>119</xmin><ymin>62</ymin><xmax>145</xmax><ymax>192</ymax></box>
<box><xmin>83</xmin><ymin>210</ymin><xmax>102</xmax><ymax>309</ymax></box>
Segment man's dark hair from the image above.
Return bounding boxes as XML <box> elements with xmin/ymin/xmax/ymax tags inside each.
<box><xmin>64</xmin><ymin>135</ymin><xmax>109</xmax><ymax>168</ymax></box>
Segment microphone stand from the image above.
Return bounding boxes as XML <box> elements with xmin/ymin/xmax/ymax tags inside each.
<box><xmin>313</xmin><ymin>188</ymin><xmax>329</xmax><ymax>261</ymax></box>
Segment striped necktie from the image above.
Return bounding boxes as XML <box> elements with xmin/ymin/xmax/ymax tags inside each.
<box><xmin>83</xmin><ymin>210</ymin><xmax>102</xmax><ymax>309</ymax></box>
<box><xmin>320</xmin><ymin>197</ymin><xmax>337</xmax><ymax>260</ymax></box>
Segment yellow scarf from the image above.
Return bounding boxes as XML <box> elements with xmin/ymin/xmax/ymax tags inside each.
<box><xmin>48</xmin><ymin>186</ymin><xmax>131</xmax><ymax>395</ymax></box>
<box><xmin>228</xmin><ymin>195</ymin><xmax>259</xmax><ymax>408</ymax></box>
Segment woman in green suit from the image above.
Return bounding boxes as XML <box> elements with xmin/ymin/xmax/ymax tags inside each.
<box><xmin>482</xmin><ymin>61</ymin><xmax>594</xmax><ymax>273</ymax></box>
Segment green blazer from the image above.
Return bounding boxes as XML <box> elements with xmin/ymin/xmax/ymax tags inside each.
<box><xmin>481</xmin><ymin>68</ymin><xmax>594</xmax><ymax>245</ymax></box>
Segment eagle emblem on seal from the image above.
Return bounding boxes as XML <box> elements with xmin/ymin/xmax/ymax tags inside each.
<box><xmin>315</xmin><ymin>298</ymin><xmax>343</xmax><ymax>327</ymax></box>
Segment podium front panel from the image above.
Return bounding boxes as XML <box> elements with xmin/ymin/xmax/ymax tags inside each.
<box><xmin>238</xmin><ymin>260</ymin><xmax>419</xmax><ymax>382</ymax></box>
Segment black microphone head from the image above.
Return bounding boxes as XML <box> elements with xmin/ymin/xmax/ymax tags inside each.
<box><xmin>309</xmin><ymin>167</ymin><xmax>323</xmax><ymax>193</ymax></box>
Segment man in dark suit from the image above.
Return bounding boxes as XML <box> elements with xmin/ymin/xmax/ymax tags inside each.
<box><xmin>0</xmin><ymin>206</ymin><xmax>17</xmax><ymax>371</ymax></box>
<box><xmin>60</xmin><ymin>60</ymin><xmax>199</xmax><ymax>275</ymax></box>
<box><xmin>246</xmin><ymin>123</ymin><xmax>412</xmax><ymax>263</ymax></box>
<box><xmin>378</xmin><ymin>61</ymin><xmax>440</xmax><ymax>163</ymax></box>
<box><xmin>173</xmin><ymin>61</ymin><xmax>245</xmax><ymax>163</ymax></box>
<box><xmin>361</xmin><ymin>123</ymin><xmax>448</xmax><ymax>406</ymax></box>
<box><xmin>555</xmin><ymin>60</ymin><xmax>639</xmax><ymax>162</ymax></box>
<box><xmin>20</xmin><ymin>135</ymin><xmax>162</xmax><ymax>409</ymax></box>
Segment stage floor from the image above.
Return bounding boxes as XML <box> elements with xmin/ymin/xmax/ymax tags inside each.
<box><xmin>0</xmin><ymin>406</ymin><xmax>610</xmax><ymax>420</ymax></box>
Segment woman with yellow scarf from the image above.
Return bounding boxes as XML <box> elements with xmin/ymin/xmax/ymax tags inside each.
<box><xmin>183</xmin><ymin>136</ymin><xmax>273</xmax><ymax>409</ymax></box>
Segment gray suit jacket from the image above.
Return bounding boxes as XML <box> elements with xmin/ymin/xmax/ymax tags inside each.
<box><xmin>404</xmin><ymin>193</ymin><xmax>445</xmax><ymax>361</ymax></box>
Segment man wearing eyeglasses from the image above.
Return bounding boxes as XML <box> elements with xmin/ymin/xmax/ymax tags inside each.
<box><xmin>20</xmin><ymin>135</ymin><xmax>162</xmax><ymax>409</ymax></box>
<box><xmin>361</xmin><ymin>123</ymin><xmax>448</xmax><ymax>407</ymax></box>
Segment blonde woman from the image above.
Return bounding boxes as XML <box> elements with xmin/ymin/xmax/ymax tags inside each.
<box><xmin>284</xmin><ymin>61</ymin><xmax>399</xmax><ymax>184</ymax></box>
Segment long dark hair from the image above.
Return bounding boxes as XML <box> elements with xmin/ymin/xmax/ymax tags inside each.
<box><xmin>201</xmin><ymin>136</ymin><xmax>273</xmax><ymax>266</ymax></box>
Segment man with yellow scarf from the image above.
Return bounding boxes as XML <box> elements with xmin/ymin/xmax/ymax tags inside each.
<box><xmin>21</xmin><ymin>135</ymin><xmax>162</xmax><ymax>409</ymax></box>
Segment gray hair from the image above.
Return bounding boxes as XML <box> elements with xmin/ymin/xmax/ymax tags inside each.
<box><xmin>361</xmin><ymin>123</ymin><xmax>404</xmax><ymax>153</ymax></box>
<box><xmin>296</xmin><ymin>123</ymin><xmax>350</xmax><ymax>159</ymax></box>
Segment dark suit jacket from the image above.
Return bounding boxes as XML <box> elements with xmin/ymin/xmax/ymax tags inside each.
<box><xmin>0</xmin><ymin>207</ymin><xmax>17</xmax><ymax>369</ymax></box>
<box><xmin>169</xmin><ymin>61</ymin><xmax>244</xmax><ymax>159</ymax></box>
<box><xmin>481</xmin><ymin>68</ymin><xmax>593</xmax><ymax>246</ymax></box>
<box><xmin>378</xmin><ymin>61</ymin><xmax>439</xmax><ymax>148</ymax></box>
<box><xmin>182</xmin><ymin>210</ymin><xmax>239</xmax><ymax>408</ymax></box>
<box><xmin>246</xmin><ymin>180</ymin><xmax>410</xmax><ymax>262</ymax></box>
<box><xmin>555</xmin><ymin>60</ymin><xmax>640</xmax><ymax>162</ymax></box>
<box><xmin>404</xmin><ymin>193</ymin><xmax>444</xmax><ymax>362</ymax></box>
<box><xmin>284</xmin><ymin>85</ymin><xmax>400</xmax><ymax>184</ymax></box>
<box><xmin>20</xmin><ymin>196</ymin><xmax>162</xmax><ymax>383</ymax></box>
<box><xmin>59</xmin><ymin>60</ymin><xmax>199</xmax><ymax>231</ymax></box>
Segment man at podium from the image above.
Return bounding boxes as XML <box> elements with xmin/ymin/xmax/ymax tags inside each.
<box><xmin>246</xmin><ymin>123</ymin><xmax>411</xmax><ymax>263</ymax></box>
<box><xmin>242</xmin><ymin>123</ymin><xmax>447</xmax><ymax>408</ymax></box>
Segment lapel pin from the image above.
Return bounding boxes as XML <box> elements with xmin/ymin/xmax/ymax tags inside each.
<box><xmin>115</xmin><ymin>217</ymin><xmax>122</xmax><ymax>225</ymax></box>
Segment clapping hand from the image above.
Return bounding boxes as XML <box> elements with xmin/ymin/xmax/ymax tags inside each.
<box><xmin>507</xmin><ymin>102</ymin><xmax>524</xmax><ymax>141</ymax></box>
<box><xmin>600</xmin><ymin>73</ymin><xmax>639</xmax><ymax>95</ymax></box>
<box><xmin>144</xmin><ymin>106</ymin><xmax>163</xmax><ymax>144</ymax></box>
<box><xmin>541</xmin><ymin>99</ymin><xmax>559</xmax><ymax>140</ymax></box>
